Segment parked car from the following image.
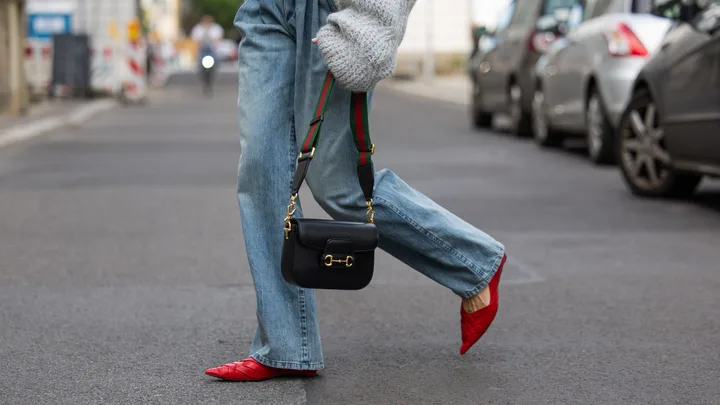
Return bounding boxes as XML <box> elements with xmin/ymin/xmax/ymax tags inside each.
<box><xmin>616</xmin><ymin>0</ymin><xmax>720</xmax><ymax>197</ymax></box>
<box><xmin>469</xmin><ymin>0</ymin><xmax>577</xmax><ymax>136</ymax></box>
<box><xmin>532</xmin><ymin>0</ymin><xmax>675</xmax><ymax>164</ymax></box>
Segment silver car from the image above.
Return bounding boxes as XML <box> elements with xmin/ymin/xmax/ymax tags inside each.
<box><xmin>532</xmin><ymin>0</ymin><xmax>673</xmax><ymax>164</ymax></box>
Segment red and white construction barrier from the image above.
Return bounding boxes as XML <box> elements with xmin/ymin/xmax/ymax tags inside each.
<box><xmin>24</xmin><ymin>36</ymin><xmax>151</xmax><ymax>102</ymax></box>
<box><xmin>90</xmin><ymin>40</ymin><xmax>121</xmax><ymax>96</ymax></box>
<box><xmin>25</xmin><ymin>38</ymin><xmax>126</xmax><ymax>98</ymax></box>
<box><xmin>148</xmin><ymin>41</ymin><xmax>181</xmax><ymax>87</ymax></box>
<box><xmin>122</xmin><ymin>39</ymin><xmax>148</xmax><ymax>102</ymax></box>
<box><xmin>24</xmin><ymin>39</ymin><xmax>53</xmax><ymax>95</ymax></box>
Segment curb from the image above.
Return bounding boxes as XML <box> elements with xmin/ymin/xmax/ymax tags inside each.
<box><xmin>0</xmin><ymin>99</ymin><xmax>119</xmax><ymax>149</ymax></box>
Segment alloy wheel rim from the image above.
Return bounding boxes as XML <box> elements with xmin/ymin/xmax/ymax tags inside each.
<box><xmin>620</xmin><ymin>102</ymin><xmax>671</xmax><ymax>190</ymax></box>
<box><xmin>587</xmin><ymin>97</ymin><xmax>604</xmax><ymax>157</ymax></box>
<box><xmin>532</xmin><ymin>90</ymin><xmax>547</xmax><ymax>141</ymax></box>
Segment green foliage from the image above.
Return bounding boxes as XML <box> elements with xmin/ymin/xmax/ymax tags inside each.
<box><xmin>191</xmin><ymin>0</ymin><xmax>244</xmax><ymax>36</ymax></box>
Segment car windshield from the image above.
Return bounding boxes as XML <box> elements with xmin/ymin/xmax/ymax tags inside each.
<box><xmin>543</xmin><ymin>0</ymin><xmax>577</xmax><ymax>15</ymax></box>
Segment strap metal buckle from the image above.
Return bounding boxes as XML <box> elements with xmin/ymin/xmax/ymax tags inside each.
<box><xmin>298</xmin><ymin>147</ymin><xmax>316</xmax><ymax>160</ymax></box>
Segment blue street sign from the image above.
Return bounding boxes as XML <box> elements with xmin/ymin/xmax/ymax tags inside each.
<box><xmin>28</xmin><ymin>13</ymin><xmax>72</xmax><ymax>39</ymax></box>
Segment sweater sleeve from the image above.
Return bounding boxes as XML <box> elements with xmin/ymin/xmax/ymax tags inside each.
<box><xmin>315</xmin><ymin>0</ymin><xmax>418</xmax><ymax>92</ymax></box>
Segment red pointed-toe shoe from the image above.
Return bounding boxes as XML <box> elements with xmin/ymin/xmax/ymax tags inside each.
<box><xmin>205</xmin><ymin>358</ymin><xmax>318</xmax><ymax>382</ymax></box>
<box><xmin>460</xmin><ymin>254</ymin><xmax>507</xmax><ymax>355</ymax></box>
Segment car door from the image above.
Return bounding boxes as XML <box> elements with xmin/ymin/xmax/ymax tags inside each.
<box><xmin>556</xmin><ymin>0</ymin><xmax>616</xmax><ymax>127</ymax></box>
<box><xmin>477</xmin><ymin>0</ymin><xmax>516</xmax><ymax>111</ymax></box>
<box><xmin>491</xmin><ymin>0</ymin><xmax>539</xmax><ymax>110</ymax></box>
<box><xmin>543</xmin><ymin>2</ymin><xmax>585</xmax><ymax>129</ymax></box>
<box><xmin>662</xmin><ymin>2</ymin><xmax>720</xmax><ymax>164</ymax></box>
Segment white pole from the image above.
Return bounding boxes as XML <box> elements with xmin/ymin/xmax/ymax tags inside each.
<box><xmin>423</xmin><ymin>0</ymin><xmax>434</xmax><ymax>83</ymax></box>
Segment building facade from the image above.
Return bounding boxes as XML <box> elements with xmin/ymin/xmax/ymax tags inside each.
<box><xmin>140</xmin><ymin>0</ymin><xmax>182</xmax><ymax>42</ymax></box>
<box><xmin>0</xmin><ymin>0</ymin><xmax>30</xmax><ymax>115</ymax></box>
<box><xmin>395</xmin><ymin>0</ymin><xmax>510</xmax><ymax>76</ymax></box>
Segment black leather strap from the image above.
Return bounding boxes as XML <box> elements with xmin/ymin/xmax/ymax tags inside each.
<box><xmin>291</xmin><ymin>71</ymin><xmax>374</xmax><ymax>203</ymax></box>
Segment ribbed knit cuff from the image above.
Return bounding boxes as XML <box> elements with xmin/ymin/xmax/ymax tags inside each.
<box><xmin>316</xmin><ymin>24</ymin><xmax>379</xmax><ymax>92</ymax></box>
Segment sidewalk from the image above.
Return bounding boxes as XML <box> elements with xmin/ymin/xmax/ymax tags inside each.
<box><xmin>379</xmin><ymin>74</ymin><xmax>472</xmax><ymax>107</ymax></box>
<box><xmin>0</xmin><ymin>98</ymin><xmax>118</xmax><ymax>148</ymax></box>
<box><xmin>379</xmin><ymin>74</ymin><xmax>513</xmax><ymax>129</ymax></box>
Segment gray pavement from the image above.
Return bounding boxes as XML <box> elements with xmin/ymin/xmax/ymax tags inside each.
<box><xmin>1</xmin><ymin>71</ymin><xmax>719</xmax><ymax>405</ymax></box>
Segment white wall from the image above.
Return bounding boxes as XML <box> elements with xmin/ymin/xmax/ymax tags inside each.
<box><xmin>397</xmin><ymin>0</ymin><xmax>512</xmax><ymax>55</ymax></box>
<box><xmin>398</xmin><ymin>0</ymin><xmax>473</xmax><ymax>54</ymax></box>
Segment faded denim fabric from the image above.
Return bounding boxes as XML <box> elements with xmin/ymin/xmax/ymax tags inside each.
<box><xmin>234</xmin><ymin>0</ymin><xmax>506</xmax><ymax>370</ymax></box>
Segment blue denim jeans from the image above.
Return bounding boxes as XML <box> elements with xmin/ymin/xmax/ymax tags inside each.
<box><xmin>234</xmin><ymin>0</ymin><xmax>506</xmax><ymax>370</ymax></box>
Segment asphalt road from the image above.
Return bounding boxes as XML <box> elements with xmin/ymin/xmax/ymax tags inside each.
<box><xmin>1</xmin><ymin>72</ymin><xmax>719</xmax><ymax>405</ymax></box>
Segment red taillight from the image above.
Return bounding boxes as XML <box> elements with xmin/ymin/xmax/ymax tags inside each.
<box><xmin>528</xmin><ymin>30</ymin><xmax>557</xmax><ymax>54</ymax></box>
<box><xmin>605</xmin><ymin>23</ymin><xmax>647</xmax><ymax>57</ymax></box>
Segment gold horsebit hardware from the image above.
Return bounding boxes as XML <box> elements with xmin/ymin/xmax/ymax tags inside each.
<box><xmin>324</xmin><ymin>255</ymin><xmax>354</xmax><ymax>268</ymax></box>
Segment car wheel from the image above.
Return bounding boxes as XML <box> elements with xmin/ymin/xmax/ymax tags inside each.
<box><xmin>532</xmin><ymin>87</ymin><xmax>563</xmax><ymax>147</ymax></box>
<box><xmin>586</xmin><ymin>89</ymin><xmax>615</xmax><ymax>165</ymax></box>
<box><xmin>509</xmin><ymin>83</ymin><xmax>532</xmax><ymax>137</ymax></box>
<box><xmin>471</xmin><ymin>79</ymin><xmax>493</xmax><ymax>129</ymax></box>
<box><xmin>616</xmin><ymin>89</ymin><xmax>702</xmax><ymax>198</ymax></box>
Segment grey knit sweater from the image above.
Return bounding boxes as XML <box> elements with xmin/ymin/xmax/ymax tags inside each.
<box><xmin>316</xmin><ymin>0</ymin><xmax>418</xmax><ymax>92</ymax></box>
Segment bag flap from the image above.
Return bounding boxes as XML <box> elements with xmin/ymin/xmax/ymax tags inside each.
<box><xmin>293</xmin><ymin>218</ymin><xmax>379</xmax><ymax>252</ymax></box>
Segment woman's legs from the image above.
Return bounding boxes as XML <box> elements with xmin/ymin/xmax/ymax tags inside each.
<box><xmin>234</xmin><ymin>0</ymin><xmax>324</xmax><ymax>371</ymax></box>
<box><xmin>232</xmin><ymin>0</ymin><xmax>505</xmax><ymax>374</ymax></box>
<box><xmin>295</xmin><ymin>30</ymin><xmax>506</xmax><ymax>300</ymax></box>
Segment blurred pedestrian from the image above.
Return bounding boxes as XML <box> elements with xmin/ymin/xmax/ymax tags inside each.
<box><xmin>190</xmin><ymin>15</ymin><xmax>223</xmax><ymax>63</ymax></box>
<box><xmin>205</xmin><ymin>0</ymin><xmax>508</xmax><ymax>382</ymax></box>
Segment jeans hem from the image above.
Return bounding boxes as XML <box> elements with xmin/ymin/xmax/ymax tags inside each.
<box><xmin>461</xmin><ymin>250</ymin><xmax>506</xmax><ymax>299</ymax></box>
<box><xmin>374</xmin><ymin>194</ymin><xmax>502</xmax><ymax>293</ymax></box>
<box><xmin>251</xmin><ymin>353</ymin><xmax>325</xmax><ymax>370</ymax></box>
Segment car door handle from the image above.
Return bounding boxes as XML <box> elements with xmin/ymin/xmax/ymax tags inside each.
<box><xmin>660</xmin><ymin>42</ymin><xmax>671</xmax><ymax>52</ymax></box>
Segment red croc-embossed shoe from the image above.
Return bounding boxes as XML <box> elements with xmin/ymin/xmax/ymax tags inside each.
<box><xmin>460</xmin><ymin>254</ymin><xmax>507</xmax><ymax>355</ymax></box>
<box><xmin>205</xmin><ymin>358</ymin><xmax>318</xmax><ymax>382</ymax></box>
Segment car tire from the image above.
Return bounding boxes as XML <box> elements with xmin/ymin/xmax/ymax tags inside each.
<box><xmin>586</xmin><ymin>89</ymin><xmax>615</xmax><ymax>165</ymax></box>
<box><xmin>531</xmin><ymin>87</ymin><xmax>563</xmax><ymax>147</ymax></box>
<box><xmin>471</xmin><ymin>79</ymin><xmax>493</xmax><ymax>129</ymax></box>
<box><xmin>509</xmin><ymin>83</ymin><xmax>533</xmax><ymax>137</ymax></box>
<box><xmin>616</xmin><ymin>88</ymin><xmax>702</xmax><ymax>198</ymax></box>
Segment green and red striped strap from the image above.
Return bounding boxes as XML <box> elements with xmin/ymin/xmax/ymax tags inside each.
<box><xmin>350</xmin><ymin>92</ymin><xmax>373</xmax><ymax>166</ymax></box>
<box><xmin>292</xmin><ymin>71</ymin><xmax>375</xmax><ymax>203</ymax></box>
<box><xmin>300</xmin><ymin>71</ymin><xmax>336</xmax><ymax>154</ymax></box>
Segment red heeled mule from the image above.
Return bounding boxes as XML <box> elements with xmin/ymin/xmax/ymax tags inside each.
<box><xmin>205</xmin><ymin>358</ymin><xmax>318</xmax><ymax>381</ymax></box>
<box><xmin>460</xmin><ymin>254</ymin><xmax>507</xmax><ymax>355</ymax></box>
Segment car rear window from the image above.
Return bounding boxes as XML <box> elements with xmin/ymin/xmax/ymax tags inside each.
<box><xmin>543</xmin><ymin>0</ymin><xmax>578</xmax><ymax>15</ymax></box>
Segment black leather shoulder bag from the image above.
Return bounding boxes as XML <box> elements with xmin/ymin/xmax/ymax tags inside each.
<box><xmin>281</xmin><ymin>71</ymin><xmax>379</xmax><ymax>291</ymax></box>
